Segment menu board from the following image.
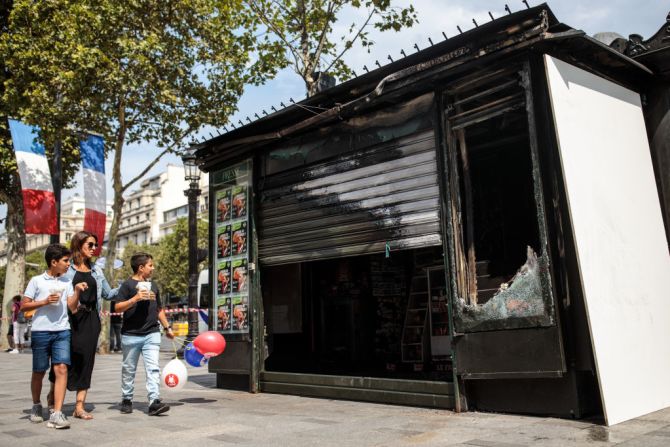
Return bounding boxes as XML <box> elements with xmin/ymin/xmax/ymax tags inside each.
<box><xmin>212</xmin><ymin>161</ymin><xmax>251</xmax><ymax>334</ymax></box>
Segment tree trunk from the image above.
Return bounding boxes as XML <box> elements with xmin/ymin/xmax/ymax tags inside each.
<box><xmin>98</xmin><ymin>121</ymin><xmax>126</xmax><ymax>355</ymax></box>
<box><xmin>1</xmin><ymin>176</ymin><xmax>26</xmax><ymax>350</ymax></box>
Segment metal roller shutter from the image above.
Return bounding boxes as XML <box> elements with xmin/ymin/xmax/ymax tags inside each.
<box><xmin>258</xmin><ymin>129</ymin><xmax>442</xmax><ymax>265</ymax></box>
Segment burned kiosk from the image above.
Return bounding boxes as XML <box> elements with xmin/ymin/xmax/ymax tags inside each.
<box><xmin>195</xmin><ymin>4</ymin><xmax>670</xmax><ymax>426</ymax></box>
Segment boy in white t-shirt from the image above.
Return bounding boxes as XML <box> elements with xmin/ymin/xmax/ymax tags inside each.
<box><xmin>21</xmin><ymin>244</ymin><xmax>87</xmax><ymax>429</ymax></box>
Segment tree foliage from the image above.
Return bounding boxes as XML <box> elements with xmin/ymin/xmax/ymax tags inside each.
<box><xmin>0</xmin><ymin>0</ymin><xmax>287</xmax><ymax>280</ymax></box>
<box><xmin>245</xmin><ymin>0</ymin><xmax>417</xmax><ymax>96</ymax></box>
<box><xmin>1</xmin><ymin>1</ymin><xmax>287</xmax><ymax>350</ymax></box>
<box><xmin>154</xmin><ymin>217</ymin><xmax>208</xmax><ymax>299</ymax></box>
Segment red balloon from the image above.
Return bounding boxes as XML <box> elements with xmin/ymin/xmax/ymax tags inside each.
<box><xmin>193</xmin><ymin>331</ymin><xmax>226</xmax><ymax>357</ymax></box>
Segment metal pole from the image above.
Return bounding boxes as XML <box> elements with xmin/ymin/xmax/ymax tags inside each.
<box><xmin>185</xmin><ymin>182</ymin><xmax>201</xmax><ymax>344</ymax></box>
<box><xmin>50</xmin><ymin>141</ymin><xmax>62</xmax><ymax>244</ymax></box>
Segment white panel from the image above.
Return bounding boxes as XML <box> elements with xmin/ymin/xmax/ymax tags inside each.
<box><xmin>16</xmin><ymin>151</ymin><xmax>53</xmax><ymax>191</ymax></box>
<box><xmin>83</xmin><ymin>168</ymin><xmax>106</xmax><ymax>213</ymax></box>
<box><xmin>545</xmin><ymin>55</ymin><xmax>670</xmax><ymax>425</ymax></box>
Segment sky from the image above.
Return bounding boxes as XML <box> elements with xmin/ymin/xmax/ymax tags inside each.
<box><xmin>1</xmin><ymin>0</ymin><xmax>668</xmax><ymax>229</ymax></box>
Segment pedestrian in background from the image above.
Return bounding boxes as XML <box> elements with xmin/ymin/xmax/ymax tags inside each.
<box><xmin>109</xmin><ymin>301</ymin><xmax>122</xmax><ymax>353</ymax></box>
<box><xmin>9</xmin><ymin>295</ymin><xmax>27</xmax><ymax>353</ymax></box>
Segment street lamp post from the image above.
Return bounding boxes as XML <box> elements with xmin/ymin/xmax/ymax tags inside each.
<box><xmin>182</xmin><ymin>151</ymin><xmax>201</xmax><ymax>350</ymax></box>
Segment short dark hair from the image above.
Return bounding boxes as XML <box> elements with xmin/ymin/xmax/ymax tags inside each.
<box><xmin>130</xmin><ymin>252</ymin><xmax>153</xmax><ymax>273</ymax></box>
<box><xmin>12</xmin><ymin>295</ymin><xmax>21</xmax><ymax>302</ymax></box>
<box><xmin>45</xmin><ymin>244</ymin><xmax>71</xmax><ymax>267</ymax></box>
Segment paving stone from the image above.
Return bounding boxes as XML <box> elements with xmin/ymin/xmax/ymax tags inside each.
<box><xmin>3</xmin><ymin>429</ymin><xmax>41</xmax><ymax>438</ymax></box>
<box><xmin>208</xmin><ymin>433</ymin><xmax>248</xmax><ymax>443</ymax></box>
<box><xmin>464</xmin><ymin>440</ymin><xmax>527</xmax><ymax>447</ymax></box>
<box><xmin>301</xmin><ymin>417</ymin><xmax>340</xmax><ymax>425</ymax></box>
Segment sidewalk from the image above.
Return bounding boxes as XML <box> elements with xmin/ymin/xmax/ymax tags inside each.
<box><xmin>2</xmin><ymin>348</ymin><xmax>670</xmax><ymax>446</ymax></box>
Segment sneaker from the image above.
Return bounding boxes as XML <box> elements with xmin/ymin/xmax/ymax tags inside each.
<box><xmin>29</xmin><ymin>404</ymin><xmax>44</xmax><ymax>423</ymax></box>
<box><xmin>46</xmin><ymin>411</ymin><xmax>70</xmax><ymax>429</ymax></box>
<box><xmin>4</xmin><ymin>348</ymin><xmax>12</xmax><ymax>352</ymax></box>
<box><xmin>148</xmin><ymin>399</ymin><xmax>169</xmax><ymax>416</ymax></box>
<box><xmin>120</xmin><ymin>399</ymin><xmax>133</xmax><ymax>414</ymax></box>
<box><xmin>9</xmin><ymin>349</ymin><xmax>19</xmax><ymax>354</ymax></box>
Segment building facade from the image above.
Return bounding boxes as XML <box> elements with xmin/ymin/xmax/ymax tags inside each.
<box><xmin>116</xmin><ymin>164</ymin><xmax>208</xmax><ymax>251</ymax></box>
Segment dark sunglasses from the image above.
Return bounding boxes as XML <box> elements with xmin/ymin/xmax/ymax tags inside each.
<box><xmin>86</xmin><ymin>242</ymin><xmax>98</xmax><ymax>249</ymax></box>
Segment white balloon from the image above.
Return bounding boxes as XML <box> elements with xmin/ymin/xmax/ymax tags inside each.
<box><xmin>161</xmin><ymin>359</ymin><xmax>188</xmax><ymax>392</ymax></box>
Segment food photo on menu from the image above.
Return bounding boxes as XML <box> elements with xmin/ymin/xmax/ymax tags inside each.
<box><xmin>232</xmin><ymin>296</ymin><xmax>249</xmax><ymax>331</ymax></box>
<box><xmin>217</xmin><ymin>224</ymin><xmax>232</xmax><ymax>258</ymax></box>
<box><xmin>232</xmin><ymin>259</ymin><xmax>248</xmax><ymax>293</ymax></box>
<box><xmin>231</xmin><ymin>221</ymin><xmax>247</xmax><ymax>255</ymax></box>
<box><xmin>216</xmin><ymin>189</ymin><xmax>231</xmax><ymax>223</ymax></box>
<box><xmin>216</xmin><ymin>297</ymin><xmax>232</xmax><ymax>331</ymax></box>
<box><xmin>217</xmin><ymin>261</ymin><xmax>231</xmax><ymax>295</ymax></box>
<box><xmin>231</xmin><ymin>185</ymin><xmax>247</xmax><ymax>218</ymax></box>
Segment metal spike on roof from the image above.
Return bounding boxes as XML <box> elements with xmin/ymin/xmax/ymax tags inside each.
<box><xmin>522</xmin><ymin>0</ymin><xmax>529</xmax><ymax>9</ymax></box>
<box><xmin>238</xmin><ymin>120</ymin><xmax>243</xmax><ymax>126</ymax></box>
<box><xmin>457</xmin><ymin>25</ymin><xmax>463</xmax><ymax>34</ymax></box>
<box><xmin>262</xmin><ymin>110</ymin><xmax>268</xmax><ymax>116</ymax></box>
<box><xmin>505</xmin><ymin>4</ymin><xmax>512</xmax><ymax>14</ymax></box>
<box><xmin>387</xmin><ymin>55</ymin><xmax>394</xmax><ymax>63</ymax></box>
<box><xmin>363</xmin><ymin>65</ymin><xmax>369</xmax><ymax>72</ymax></box>
<box><xmin>489</xmin><ymin>11</ymin><xmax>494</xmax><ymax>20</ymax></box>
<box><xmin>280</xmin><ymin>102</ymin><xmax>286</xmax><ymax>107</ymax></box>
<box><xmin>254</xmin><ymin>113</ymin><xmax>260</xmax><ymax>119</ymax></box>
<box><xmin>428</xmin><ymin>37</ymin><xmax>434</xmax><ymax>46</ymax></box>
<box><xmin>271</xmin><ymin>106</ymin><xmax>277</xmax><ymax>112</ymax></box>
<box><xmin>400</xmin><ymin>49</ymin><xmax>407</xmax><ymax>57</ymax></box>
<box><xmin>442</xmin><ymin>31</ymin><xmax>448</xmax><ymax>40</ymax></box>
<box><xmin>352</xmin><ymin>70</ymin><xmax>357</xmax><ymax>77</ymax></box>
<box><xmin>413</xmin><ymin>43</ymin><xmax>420</xmax><ymax>52</ymax></box>
<box><xmin>231</xmin><ymin>123</ymin><xmax>236</xmax><ymax>129</ymax></box>
<box><xmin>375</xmin><ymin>60</ymin><xmax>381</xmax><ymax>68</ymax></box>
<box><xmin>289</xmin><ymin>98</ymin><xmax>295</xmax><ymax>103</ymax></box>
<box><xmin>472</xmin><ymin>18</ymin><xmax>478</xmax><ymax>27</ymax></box>
<box><xmin>245</xmin><ymin>116</ymin><xmax>251</xmax><ymax>123</ymax></box>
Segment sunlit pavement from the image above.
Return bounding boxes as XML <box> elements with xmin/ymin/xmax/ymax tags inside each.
<box><xmin>2</xmin><ymin>347</ymin><xmax>670</xmax><ymax>446</ymax></box>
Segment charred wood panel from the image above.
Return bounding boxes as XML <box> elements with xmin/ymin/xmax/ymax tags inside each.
<box><xmin>258</xmin><ymin>130</ymin><xmax>442</xmax><ymax>265</ymax></box>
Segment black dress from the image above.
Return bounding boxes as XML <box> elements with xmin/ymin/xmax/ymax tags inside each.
<box><xmin>67</xmin><ymin>270</ymin><xmax>100</xmax><ymax>391</ymax></box>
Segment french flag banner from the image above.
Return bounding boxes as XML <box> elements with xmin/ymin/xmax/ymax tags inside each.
<box><xmin>80</xmin><ymin>134</ymin><xmax>106</xmax><ymax>253</ymax></box>
<box><xmin>8</xmin><ymin>119</ymin><xmax>58</xmax><ymax>235</ymax></box>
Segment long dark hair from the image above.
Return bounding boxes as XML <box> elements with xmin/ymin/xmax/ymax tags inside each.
<box><xmin>70</xmin><ymin>230</ymin><xmax>98</xmax><ymax>268</ymax></box>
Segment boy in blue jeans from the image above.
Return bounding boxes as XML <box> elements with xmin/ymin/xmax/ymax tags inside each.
<box><xmin>21</xmin><ymin>244</ymin><xmax>87</xmax><ymax>429</ymax></box>
<box><xmin>113</xmin><ymin>252</ymin><xmax>174</xmax><ymax>415</ymax></box>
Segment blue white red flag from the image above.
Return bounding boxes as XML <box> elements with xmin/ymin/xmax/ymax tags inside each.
<box><xmin>79</xmin><ymin>134</ymin><xmax>106</xmax><ymax>254</ymax></box>
<box><xmin>8</xmin><ymin>119</ymin><xmax>58</xmax><ymax>235</ymax></box>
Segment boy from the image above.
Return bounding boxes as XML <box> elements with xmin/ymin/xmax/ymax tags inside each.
<box><xmin>21</xmin><ymin>244</ymin><xmax>87</xmax><ymax>429</ymax></box>
<box><xmin>113</xmin><ymin>252</ymin><xmax>174</xmax><ymax>416</ymax></box>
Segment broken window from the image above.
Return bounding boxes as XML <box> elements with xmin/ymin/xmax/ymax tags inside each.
<box><xmin>444</xmin><ymin>64</ymin><xmax>555</xmax><ymax>333</ymax></box>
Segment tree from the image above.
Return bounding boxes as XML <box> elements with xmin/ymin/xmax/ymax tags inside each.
<box><xmin>245</xmin><ymin>0</ymin><xmax>417</xmax><ymax>96</ymax></box>
<box><xmin>0</xmin><ymin>0</ymin><xmax>84</xmax><ymax>349</ymax></box>
<box><xmin>155</xmin><ymin>217</ymin><xmax>208</xmax><ymax>299</ymax></box>
<box><xmin>1</xmin><ymin>0</ymin><xmax>286</xmax><ymax>351</ymax></box>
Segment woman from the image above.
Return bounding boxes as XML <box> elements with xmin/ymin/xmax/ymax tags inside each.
<box><xmin>48</xmin><ymin>230</ymin><xmax>116</xmax><ymax>419</ymax></box>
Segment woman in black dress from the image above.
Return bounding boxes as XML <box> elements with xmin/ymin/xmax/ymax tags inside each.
<box><xmin>49</xmin><ymin>230</ymin><xmax>115</xmax><ymax>419</ymax></box>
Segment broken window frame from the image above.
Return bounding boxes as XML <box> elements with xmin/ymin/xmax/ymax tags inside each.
<box><xmin>442</xmin><ymin>61</ymin><xmax>556</xmax><ymax>334</ymax></box>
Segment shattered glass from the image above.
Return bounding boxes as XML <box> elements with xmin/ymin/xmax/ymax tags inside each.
<box><xmin>455</xmin><ymin>246</ymin><xmax>554</xmax><ymax>332</ymax></box>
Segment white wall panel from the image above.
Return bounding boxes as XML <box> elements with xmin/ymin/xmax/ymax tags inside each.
<box><xmin>545</xmin><ymin>55</ymin><xmax>670</xmax><ymax>425</ymax></box>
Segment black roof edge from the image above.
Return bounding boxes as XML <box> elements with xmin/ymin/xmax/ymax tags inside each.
<box><xmin>194</xmin><ymin>3</ymin><xmax>557</xmax><ymax>156</ymax></box>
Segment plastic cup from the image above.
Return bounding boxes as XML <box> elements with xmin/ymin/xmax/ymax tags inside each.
<box><xmin>49</xmin><ymin>287</ymin><xmax>64</xmax><ymax>306</ymax></box>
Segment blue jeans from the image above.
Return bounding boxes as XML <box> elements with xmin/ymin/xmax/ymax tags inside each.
<box><xmin>121</xmin><ymin>332</ymin><xmax>161</xmax><ymax>403</ymax></box>
<box><xmin>31</xmin><ymin>330</ymin><xmax>71</xmax><ymax>372</ymax></box>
